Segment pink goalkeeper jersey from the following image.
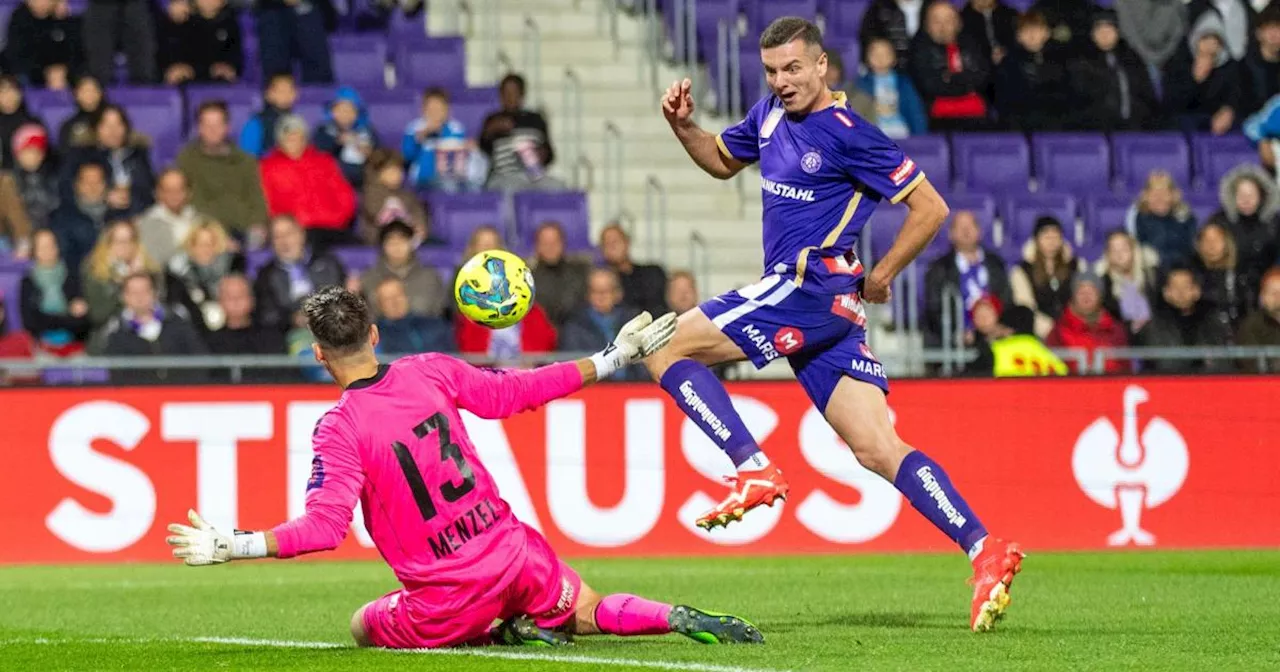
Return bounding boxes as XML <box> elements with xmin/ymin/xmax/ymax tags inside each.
<box><xmin>272</xmin><ymin>354</ymin><xmax>582</xmax><ymax>602</ymax></box>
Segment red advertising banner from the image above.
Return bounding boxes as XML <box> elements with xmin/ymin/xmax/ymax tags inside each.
<box><xmin>1</xmin><ymin>377</ymin><xmax>1278</xmax><ymax>564</ymax></box>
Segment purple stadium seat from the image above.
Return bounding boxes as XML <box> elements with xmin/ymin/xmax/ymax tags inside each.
<box><xmin>1085</xmin><ymin>194</ymin><xmax>1133</xmax><ymax>240</ymax></box>
<box><xmin>1032</xmin><ymin>133</ymin><xmax>1110</xmax><ymax>194</ymax></box>
<box><xmin>945</xmin><ymin>192</ymin><xmax>997</xmax><ymax>232</ymax></box>
<box><xmin>1111</xmin><ymin>132</ymin><xmax>1191</xmax><ymax>191</ymax></box>
<box><xmin>745</xmin><ymin>0</ymin><xmax>818</xmax><ymax>33</ymax></box>
<box><xmin>332</xmin><ymin>246</ymin><xmax>378</xmax><ymax>273</ymax></box>
<box><xmin>395</xmin><ymin>37</ymin><xmax>467</xmax><ymax>89</ymax></box>
<box><xmin>513</xmin><ymin>191</ymin><xmax>592</xmax><ymax>251</ymax></box>
<box><xmin>330</xmin><ymin>34</ymin><xmax>390</xmax><ymax>90</ymax></box>
<box><xmin>864</xmin><ymin>203</ymin><xmax>907</xmax><ymax>261</ymax></box>
<box><xmin>293</xmin><ymin>86</ymin><xmax>336</xmax><ymax>130</ymax></box>
<box><xmin>952</xmin><ymin>133</ymin><xmax>1030</xmax><ymax>193</ymax></box>
<box><xmin>389</xmin><ymin>12</ymin><xmax>427</xmax><ymax>46</ymax></box>
<box><xmin>424</xmin><ymin>192</ymin><xmax>506</xmax><ymax>247</ymax></box>
<box><xmin>417</xmin><ymin>245</ymin><xmax>458</xmax><ymax>268</ymax></box>
<box><xmin>1191</xmin><ymin>133</ymin><xmax>1258</xmax><ymax>192</ymax></box>
<box><xmin>245</xmin><ymin>249</ymin><xmax>273</xmax><ymax>278</ymax></box>
<box><xmin>1002</xmin><ymin>192</ymin><xmax>1077</xmax><ymax>249</ymax></box>
<box><xmin>1184</xmin><ymin>191</ymin><xmax>1220</xmax><ymax>225</ymax></box>
<box><xmin>110</xmin><ymin>87</ymin><xmax>184</xmax><ymax>165</ymax></box>
<box><xmin>363</xmin><ymin>89</ymin><xmax>418</xmax><ymax>146</ymax></box>
<box><xmin>24</xmin><ymin>89</ymin><xmax>75</xmax><ymax>138</ymax></box>
<box><xmin>0</xmin><ymin>265</ymin><xmax>25</xmax><ymax>330</ymax></box>
<box><xmin>186</xmin><ymin>85</ymin><xmax>260</xmax><ymax>141</ymax></box>
<box><xmin>738</xmin><ymin>44</ymin><xmax>767</xmax><ymax>106</ymax></box>
<box><xmin>690</xmin><ymin>0</ymin><xmax>740</xmax><ymax>63</ymax></box>
<box><xmin>448</xmin><ymin>87</ymin><xmax>499</xmax><ymax>139</ymax></box>
<box><xmin>897</xmin><ymin>134</ymin><xmax>951</xmax><ymax>190</ymax></box>
<box><xmin>824</xmin><ymin>0</ymin><xmax>871</xmax><ymax>37</ymax></box>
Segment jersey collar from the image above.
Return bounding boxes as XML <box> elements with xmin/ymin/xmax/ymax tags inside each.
<box><xmin>347</xmin><ymin>363</ymin><xmax>391</xmax><ymax>390</ymax></box>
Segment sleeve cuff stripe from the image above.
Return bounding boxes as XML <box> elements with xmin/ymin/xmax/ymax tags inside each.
<box><xmin>889</xmin><ymin>172</ymin><xmax>926</xmax><ymax>204</ymax></box>
<box><xmin>715</xmin><ymin>134</ymin><xmax>736</xmax><ymax>161</ymax></box>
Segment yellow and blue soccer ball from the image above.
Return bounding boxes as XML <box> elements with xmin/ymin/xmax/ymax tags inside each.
<box><xmin>454</xmin><ymin>249</ymin><xmax>536</xmax><ymax>329</ymax></box>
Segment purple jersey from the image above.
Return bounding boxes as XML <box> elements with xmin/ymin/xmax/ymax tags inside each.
<box><xmin>272</xmin><ymin>355</ymin><xmax>581</xmax><ymax>605</ymax></box>
<box><xmin>716</xmin><ymin>92</ymin><xmax>925</xmax><ymax>295</ymax></box>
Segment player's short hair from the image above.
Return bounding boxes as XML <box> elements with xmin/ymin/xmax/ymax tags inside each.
<box><xmin>304</xmin><ymin>286</ymin><xmax>373</xmax><ymax>357</ymax></box>
<box><xmin>758</xmin><ymin>17</ymin><xmax>823</xmax><ymax>51</ymax></box>
<box><xmin>1016</xmin><ymin>10</ymin><xmax>1048</xmax><ymax>31</ymax></box>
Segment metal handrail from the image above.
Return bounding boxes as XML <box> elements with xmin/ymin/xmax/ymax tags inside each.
<box><xmin>939</xmin><ymin>285</ymin><xmax>959</xmax><ymax>376</ymax></box>
<box><xmin>689</xmin><ymin>232</ymin><xmax>710</xmax><ymax>296</ymax></box>
<box><xmin>717</xmin><ymin>20</ymin><xmax>730</xmax><ymax>115</ymax></box>
<box><xmin>563</xmin><ymin>68</ymin><xmax>584</xmax><ymax>185</ymax></box>
<box><xmin>1091</xmin><ymin>345</ymin><xmax>1280</xmax><ymax>374</ymax></box>
<box><xmin>603</xmin><ymin>121</ymin><xmax>624</xmax><ymax>222</ymax></box>
<box><xmin>574</xmin><ymin>154</ymin><xmax>595</xmax><ymax>190</ymax></box>
<box><xmin>597</xmin><ymin>0</ymin><xmax>620</xmax><ymax>57</ymax></box>
<box><xmin>523</xmin><ymin>17</ymin><xmax>543</xmax><ymax>109</ymax></box>
<box><xmin>644</xmin><ymin>175</ymin><xmax>669</xmax><ymax>264</ymax></box>
<box><xmin>905</xmin><ymin>260</ymin><xmax>920</xmax><ymax>372</ymax></box>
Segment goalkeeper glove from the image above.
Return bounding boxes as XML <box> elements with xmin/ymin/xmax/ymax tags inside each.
<box><xmin>166</xmin><ymin>509</ymin><xmax>268</xmax><ymax>566</ymax></box>
<box><xmin>589</xmin><ymin>311</ymin><xmax>678</xmax><ymax>379</ymax></box>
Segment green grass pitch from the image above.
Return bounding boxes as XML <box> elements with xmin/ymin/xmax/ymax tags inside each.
<box><xmin>2</xmin><ymin>550</ymin><xmax>1278</xmax><ymax>671</ymax></box>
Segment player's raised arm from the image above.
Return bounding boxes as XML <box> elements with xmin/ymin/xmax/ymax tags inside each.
<box><xmin>662</xmin><ymin>78</ymin><xmax>750</xmax><ymax>180</ymax></box>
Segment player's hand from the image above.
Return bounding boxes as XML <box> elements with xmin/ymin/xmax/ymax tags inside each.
<box><xmin>166</xmin><ymin>509</ymin><xmax>234</xmax><ymax>566</ymax></box>
<box><xmin>861</xmin><ymin>273</ymin><xmax>892</xmax><ymax>304</ymax></box>
<box><xmin>660</xmin><ymin>78</ymin><xmax>695</xmax><ymax>126</ymax></box>
<box><xmin>589</xmin><ymin>311</ymin><xmax>678</xmax><ymax>378</ymax></box>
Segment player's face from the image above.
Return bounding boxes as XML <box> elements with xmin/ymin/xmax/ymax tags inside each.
<box><xmin>1260</xmin><ymin>276</ymin><xmax>1280</xmax><ymax>315</ymax></box>
<box><xmin>1235</xmin><ymin>179</ymin><xmax>1262</xmax><ymax>216</ymax></box>
<box><xmin>1106</xmin><ymin>234</ymin><xmax>1134</xmax><ymax>272</ymax></box>
<box><xmin>761</xmin><ymin>40</ymin><xmax>828</xmax><ymax>114</ymax></box>
<box><xmin>949</xmin><ymin>212</ymin><xmax>980</xmax><ymax>252</ymax></box>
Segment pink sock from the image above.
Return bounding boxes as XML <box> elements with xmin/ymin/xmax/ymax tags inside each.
<box><xmin>594</xmin><ymin>594</ymin><xmax>673</xmax><ymax>636</ymax></box>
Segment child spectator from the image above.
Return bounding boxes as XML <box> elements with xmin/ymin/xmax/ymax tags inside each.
<box><xmin>996</xmin><ymin>11</ymin><xmax>1070</xmax><ymax>131</ymax></box>
<box><xmin>1011</xmin><ymin>216</ymin><xmax>1079</xmax><ymax>337</ymax></box>
<box><xmin>373</xmin><ymin>276</ymin><xmax>452</xmax><ymax>355</ymax></box>
<box><xmin>857</xmin><ymin>38</ymin><xmax>927</xmax><ymax>138</ymax></box>
<box><xmin>358</xmin><ymin>148</ymin><xmax>428</xmax><ymax>246</ymax></box>
<box><xmin>239</xmin><ymin>74</ymin><xmax>298</xmax><ymax>158</ymax></box>
<box><xmin>82</xmin><ymin>0</ymin><xmax>157</xmax><ymax>84</ymax></box>
<box><xmin>1127</xmin><ymin>170</ymin><xmax>1198</xmax><ymax>270</ymax></box>
<box><xmin>259</xmin><ymin>114</ymin><xmax>358</xmax><ymax>250</ymax></box>
<box><xmin>81</xmin><ymin>219</ymin><xmax>161</xmax><ymax>329</ymax></box>
<box><xmin>908</xmin><ymin>1</ymin><xmax>992</xmax><ymax>131</ymax></box>
<box><xmin>313</xmin><ymin>86</ymin><xmax>378</xmax><ymax>188</ymax></box>
<box><xmin>1163</xmin><ymin>12</ymin><xmax>1242</xmax><ymax>135</ymax></box>
<box><xmin>1094</xmin><ymin>230</ymin><xmax>1157</xmax><ymax>336</ymax></box>
<box><xmin>58</xmin><ymin>75</ymin><xmax>105</xmax><ymax>151</ymax></box>
<box><xmin>20</xmin><ymin>228</ymin><xmax>91</xmax><ymax>352</ymax></box>
<box><xmin>158</xmin><ymin>0</ymin><xmax>243</xmax><ymax>85</ymax></box>
<box><xmin>5</xmin><ymin>0</ymin><xmax>81</xmax><ymax>90</ymax></box>
<box><xmin>0</xmin><ymin>76</ymin><xmax>42</xmax><ymax>171</ymax></box>
<box><xmin>1045</xmin><ymin>271</ymin><xmax>1130</xmax><ymax>374</ymax></box>
<box><xmin>824</xmin><ymin>50</ymin><xmax>877</xmax><ymax>123</ymax></box>
<box><xmin>403</xmin><ymin>87</ymin><xmax>472</xmax><ymax>192</ymax></box>
<box><xmin>360</xmin><ymin>220</ymin><xmax>446</xmax><ymax>319</ymax></box>
<box><xmin>12</xmin><ymin>124</ymin><xmax>58</xmax><ymax>233</ymax></box>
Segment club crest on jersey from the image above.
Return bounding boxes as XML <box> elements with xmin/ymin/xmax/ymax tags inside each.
<box><xmin>890</xmin><ymin>157</ymin><xmax>916</xmax><ymax>186</ymax></box>
<box><xmin>760</xmin><ymin>107</ymin><xmax>785</xmax><ymax>139</ymax></box>
<box><xmin>801</xmin><ymin>151</ymin><xmax>822</xmax><ymax>174</ymax></box>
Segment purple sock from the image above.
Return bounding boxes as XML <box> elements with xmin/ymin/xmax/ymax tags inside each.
<box><xmin>893</xmin><ymin>450</ymin><xmax>988</xmax><ymax>554</ymax></box>
<box><xmin>659</xmin><ymin>359</ymin><xmax>764</xmax><ymax>468</ymax></box>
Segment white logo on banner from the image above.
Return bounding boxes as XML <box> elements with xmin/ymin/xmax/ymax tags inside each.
<box><xmin>1072</xmin><ymin>385</ymin><xmax>1189</xmax><ymax>547</ymax></box>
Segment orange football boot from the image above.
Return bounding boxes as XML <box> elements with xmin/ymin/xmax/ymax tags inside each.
<box><xmin>695</xmin><ymin>464</ymin><xmax>790</xmax><ymax>530</ymax></box>
<box><xmin>969</xmin><ymin>538</ymin><xmax>1025</xmax><ymax>632</ymax></box>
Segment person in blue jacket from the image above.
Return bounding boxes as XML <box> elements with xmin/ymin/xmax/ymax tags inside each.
<box><xmin>312</xmin><ymin>86</ymin><xmax>378</xmax><ymax>188</ymax></box>
<box><xmin>401</xmin><ymin>87</ymin><xmax>469</xmax><ymax>191</ymax></box>
<box><xmin>238</xmin><ymin>73</ymin><xmax>297</xmax><ymax>158</ymax></box>
<box><xmin>857</xmin><ymin>37</ymin><xmax>928</xmax><ymax>138</ymax></box>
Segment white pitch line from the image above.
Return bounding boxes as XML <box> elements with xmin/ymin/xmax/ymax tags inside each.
<box><xmin>6</xmin><ymin>635</ymin><xmax>790</xmax><ymax>672</ymax></box>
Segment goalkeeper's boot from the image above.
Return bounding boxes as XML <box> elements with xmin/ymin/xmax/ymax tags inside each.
<box><xmin>695</xmin><ymin>464</ymin><xmax>789</xmax><ymax>530</ymax></box>
<box><xmin>969</xmin><ymin>537</ymin><xmax>1025</xmax><ymax>633</ymax></box>
<box><xmin>494</xmin><ymin>615</ymin><xmax>573</xmax><ymax>647</ymax></box>
<box><xmin>667</xmin><ymin>605</ymin><xmax>764</xmax><ymax>644</ymax></box>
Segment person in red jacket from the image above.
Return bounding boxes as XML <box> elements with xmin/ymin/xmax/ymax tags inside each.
<box><xmin>259</xmin><ymin>114</ymin><xmax>357</xmax><ymax>252</ymax></box>
<box><xmin>0</xmin><ymin>291</ymin><xmax>36</xmax><ymax>385</ymax></box>
<box><xmin>1046</xmin><ymin>271</ymin><xmax>1131</xmax><ymax>374</ymax></box>
<box><xmin>455</xmin><ymin>301</ymin><xmax>557</xmax><ymax>362</ymax></box>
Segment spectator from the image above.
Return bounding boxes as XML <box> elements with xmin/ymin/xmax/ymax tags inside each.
<box><xmin>57</xmin><ymin>75</ymin><xmax>105</xmax><ymax>151</ymax></box>
<box><xmin>560</xmin><ymin>268</ymin><xmax>645</xmax><ymax>380</ymax></box>
<box><xmin>253</xmin><ymin>214</ymin><xmax>345</xmax><ymax>334</ymax></box>
<box><xmin>81</xmin><ymin>219</ymin><xmax>160</xmax><ymax>329</ymax></box>
<box><xmin>1193</xmin><ymin>222</ymin><xmax>1250</xmax><ymax>332</ymax></box>
<box><xmin>20</xmin><ymin>228</ymin><xmax>91</xmax><ymax>352</ymax></box>
<box><xmin>995</xmin><ymin>10</ymin><xmax>1071</xmax><ymax>131</ymax></box>
<box><xmin>1237</xmin><ymin>267</ymin><xmax>1280</xmax><ymax>371</ymax></box>
<box><xmin>859</xmin><ymin>0</ymin><xmax>928</xmax><ymax>68</ymax></box>
<box><xmin>1094</xmin><ymin>229</ymin><xmax>1157</xmax><ymax>335</ymax></box>
<box><xmin>5</xmin><ymin>0</ymin><xmax>81</xmax><ymax>90</ymax></box>
<box><xmin>239</xmin><ymin>74</ymin><xmax>298</xmax><ymax>158</ymax></box>
<box><xmin>455</xmin><ymin>298</ymin><xmax>556</xmax><ymax>361</ymax></box>
<box><xmin>1011</xmin><ymin>216</ymin><xmax>1079</xmax><ymax>338</ymax></box>
<box><xmin>961</xmin><ymin>0</ymin><xmax>1017</xmax><ymax>67</ymax></box>
<box><xmin>1031</xmin><ymin>0</ymin><xmax>1103</xmax><ymax>57</ymax></box>
<box><xmin>49</xmin><ymin>162</ymin><xmax>116</xmax><ymax>272</ymax></box>
<box><xmin>136</xmin><ymin>168</ymin><xmax>201</xmax><ymax>266</ymax></box>
<box><xmin>0</xmin><ymin>76</ymin><xmax>41</xmax><ymax>171</ymax></box>
<box><xmin>1242</xmin><ymin>5</ymin><xmax>1280</xmax><ymax>114</ymax></box>
<box><xmin>12</xmin><ymin>124</ymin><xmax>59</xmax><ymax>233</ymax></box>
<box><xmin>923</xmin><ymin>210</ymin><xmax>1011</xmax><ymax>346</ymax></box>
<box><xmin>204</xmin><ymin>273</ymin><xmax>285</xmax><ymax>355</ymax></box>
<box><xmin>480</xmin><ymin>73</ymin><xmax>561</xmax><ymax>192</ymax></box>
<box><xmin>451</xmin><ymin>224</ymin><xmax>503</xmax><ymax>290</ymax></box>
<box><xmin>1209</xmin><ymin>165</ymin><xmax>1280</xmax><ymax>301</ymax></box>
<box><xmin>360</xmin><ymin>220</ymin><xmax>446</xmax><ymax>319</ymax></box>
<box><xmin>403</xmin><ymin>87</ymin><xmax>473</xmax><ymax>192</ymax></box>
<box><xmin>960</xmin><ymin>295</ymin><xmax>1053</xmax><ymax>377</ymax></box>
<box><xmin>358</xmin><ymin>148</ymin><xmax>428</xmax><ymax>245</ymax></box>
<box><xmin>0</xmin><ymin>162</ymin><xmax>31</xmax><ymax>259</ymax></box>
<box><xmin>158</xmin><ymin>0</ymin><xmax>243</xmax><ymax>85</ymax></box>
<box><xmin>255</xmin><ymin>0</ymin><xmax>334</xmax><ymax>84</ymax></box>
<box><xmin>599</xmin><ymin>223</ymin><xmax>668</xmax><ymax>318</ymax></box>
<box><xmin>94</xmin><ymin>272</ymin><xmax>209</xmax><ymax>383</ymax></box>
<box><xmin>1164</xmin><ymin>11</ymin><xmax>1242</xmax><ymax>135</ymax></box>
<box><xmin>82</xmin><ymin>0</ymin><xmax>156</xmax><ymax>84</ymax></box>
<box><xmin>61</xmin><ymin>104</ymin><xmax>156</xmax><ymax>218</ymax></box>
<box><xmin>373</xmin><ymin>276</ymin><xmax>452</xmax><ymax>355</ymax></box>
<box><xmin>166</xmin><ymin>220</ymin><xmax>244</xmax><ymax>333</ymax></box>
<box><xmin>260</xmin><ymin>114</ymin><xmax>357</xmax><ymax>250</ymax></box>
<box><xmin>178</xmin><ymin>100</ymin><xmax>270</xmax><ymax>239</ymax></box>
<box><xmin>1185</xmin><ymin>0</ymin><xmax>1250</xmax><ymax>62</ymax></box>
<box><xmin>1045</xmin><ymin>271</ymin><xmax>1130</xmax><ymax>374</ymax></box>
<box><xmin>824</xmin><ymin>50</ymin><xmax>877</xmax><ymax>123</ymax></box>
<box><xmin>909</xmin><ymin>2</ymin><xmax>992</xmax><ymax>131</ymax></box>
<box><xmin>1069</xmin><ymin>10</ymin><xmax>1160</xmax><ymax>131</ymax></box>
<box><xmin>0</xmin><ymin>292</ymin><xmax>35</xmax><ymax>382</ymax></box>
<box><xmin>1128</xmin><ymin>170</ymin><xmax>1198</xmax><ymax>269</ymax></box>
<box><xmin>856</xmin><ymin>38</ymin><xmax>927</xmax><ymax>138</ymax></box>
<box><xmin>1116</xmin><ymin>0</ymin><xmax>1187</xmax><ymax>87</ymax></box>
<box><xmin>529</xmin><ymin>221</ymin><xmax>590</xmax><ymax>329</ymax></box>
<box><xmin>313</xmin><ymin>86</ymin><xmax>378</xmax><ymax>188</ymax></box>
<box><xmin>1138</xmin><ymin>267</ymin><xmax>1233</xmax><ymax>371</ymax></box>
<box><xmin>666</xmin><ymin>270</ymin><xmax>700</xmax><ymax>315</ymax></box>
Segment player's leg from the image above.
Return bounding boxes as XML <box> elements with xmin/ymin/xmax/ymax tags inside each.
<box><xmin>350</xmin><ymin>603</ymin><xmax>375</xmax><ymax>647</ymax></box>
<box><xmin>564</xmin><ymin>579</ymin><xmax>763</xmax><ymax>644</ymax></box>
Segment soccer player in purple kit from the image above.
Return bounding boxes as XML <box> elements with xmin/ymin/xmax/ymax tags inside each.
<box><xmin>651</xmin><ymin>17</ymin><xmax>1024</xmax><ymax>632</ymax></box>
<box><xmin>164</xmin><ymin>287</ymin><xmax>763</xmax><ymax>649</ymax></box>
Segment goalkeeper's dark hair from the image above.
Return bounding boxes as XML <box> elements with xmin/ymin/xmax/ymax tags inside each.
<box><xmin>759</xmin><ymin>17</ymin><xmax>823</xmax><ymax>51</ymax></box>
<box><xmin>303</xmin><ymin>286</ymin><xmax>372</xmax><ymax>357</ymax></box>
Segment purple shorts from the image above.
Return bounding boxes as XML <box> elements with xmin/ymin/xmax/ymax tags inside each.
<box><xmin>699</xmin><ymin>274</ymin><xmax>889</xmax><ymax>411</ymax></box>
<box><xmin>362</xmin><ymin>524</ymin><xmax>582</xmax><ymax>649</ymax></box>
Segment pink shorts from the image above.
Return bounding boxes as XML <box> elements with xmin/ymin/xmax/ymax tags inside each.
<box><xmin>361</xmin><ymin>524</ymin><xmax>582</xmax><ymax>649</ymax></box>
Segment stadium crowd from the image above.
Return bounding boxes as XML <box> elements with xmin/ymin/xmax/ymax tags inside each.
<box><xmin>0</xmin><ymin>0</ymin><xmax>1279</xmax><ymax>383</ymax></box>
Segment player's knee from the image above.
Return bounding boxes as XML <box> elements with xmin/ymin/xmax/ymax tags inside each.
<box><xmin>350</xmin><ymin>605</ymin><xmax>374</xmax><ymax>647</ymax></box>
<box><xmin>849</xmin><ymin>433</ymin><xmax>909</xmax><ymax>478</ymax></box>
